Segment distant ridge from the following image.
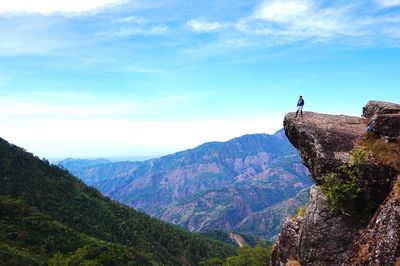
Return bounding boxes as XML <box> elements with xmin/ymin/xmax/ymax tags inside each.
<box><xmin>60</xmin><ymin>129</ymin><xmax>313</xmax><ymax>240</ymax></box>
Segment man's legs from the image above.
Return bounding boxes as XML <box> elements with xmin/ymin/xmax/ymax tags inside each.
<box><xmin>296</xmin><ymin>106</ymin><xmax>302</xmax><ymax>117</ymax></box>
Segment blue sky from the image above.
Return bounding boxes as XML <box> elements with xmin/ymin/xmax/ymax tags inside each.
<box><xmin>1</xmin><ymin>0</ymin><xmax>400</xmax><ymax>158</ymax></box>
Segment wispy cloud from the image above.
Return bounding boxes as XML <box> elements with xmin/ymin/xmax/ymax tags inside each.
<box><xmin>375</xmin><ymin>0</ymin><xmax>400</xmax><ymax>8</ymax></box>
<box><xmin>186</xmin><ymin>19</ymin><xmax>226</xmax><ymax>32</ymax></box>
<box><xmin>242</xmin><ymin>0</ymin><xmax>365</xmax><ymax>39</ymax></box>
<box><xmin>0</xmin><ymin>0</ymin><xmax>127</xmax><ymax>15</ymax></box>
<box><xmin>383</xmin><ymin>25</ymin><xmax>400</xmax><ymax>38</ymax></box>
<box><xmin>100</xmin><ymin>15</ymin><xmax>168</xmax><ymax>37</ymax></box>
<box><xmin>253</xmin><ymin>0</ymin><xmax>312</xmax><ymax>22</ymax></box>
<box><xmin>0</xmin><ymin>15</ymin><xmax>76</xmax><ymax>56</ymax></box>
<box><xmin>108</xmin><ymin>24</ymin><xmax>168</xmax><ymax>37</ymax></box>
<box><xmin>184</xmin><ymin>0</ymin><xmax>400</xmax><ymax>47</ymax></box>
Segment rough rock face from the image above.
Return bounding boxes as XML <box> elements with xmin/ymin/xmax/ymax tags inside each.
<box><xmin>272</xmin><ymin>101</ymin><xmax>400</xmax><ymax>266</ymax></box>
<box><xmin>283</xmin><ymin>112</ymin><xmax>365</xmax><ymax>182</ymax></box>
<box><xmin>363</xmin><ymin>101</ymin><xmax>400</xmax><ymax>141</ymax></box>
<box><xmin>348</xmin><ymin>175</ymin><xmax>400</xmax><ymax>266</ymax></box>
<box><xmin>270</xmin><ymin>216</ymin><xmax>302</xmax><ymax>265</ymax></box>
<box><xmin>270</xmin><ymin>185</ymin><xmax>363</xmax><ymax>266</ymax></box>
<box><xmin>298</xmin><ymin>186</ymin><xmax>362</xmax><ymax>265</ymax></box>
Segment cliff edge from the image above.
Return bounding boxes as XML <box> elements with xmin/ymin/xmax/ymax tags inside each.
<box><xmin>271</xmin><ymin>101</ymin><xmax>400</xmax><ymax>266</ymax></box>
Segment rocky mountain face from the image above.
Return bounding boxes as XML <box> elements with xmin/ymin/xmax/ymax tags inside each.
<box><xmin>271</xmin><ymin>101</ymin><xmax>400</xmax><ymax>266</ymax></box>
<box><xmin>235</xmin><ymin>188</ymin><xmax>309</xmax><ymax>240</ymax></box>
<box><xmin>59</xmin><ymin>130</ymin><xmax>313</xmax><ymax>240</ymax></box>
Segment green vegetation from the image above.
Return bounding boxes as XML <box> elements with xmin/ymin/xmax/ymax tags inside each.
<box><xmin>200</xmin><ymin>241</ymin><xmax>272</xmax><ymax>266</ymax></box>
<box><xmin>321</xmin><ymin>137</ymin><xmax>399</xmax><ymax>220</ymax></box>
<box><xmin>0</xmin><ymin>138</ymin><xmax>235</xmax><ymax>265</ymax></box>
<box><xmin>356</xmin><ymin>133</ymin><xmax>400</xmax><ymax>204</ymax></box>
<box><xmin>202</xmin><ymin>230</ymin><xmax>237</xmax><ymax>246</ymax></box>
<box><xmin>292</xmin><ymin>206</ymin><xmax>306</xmax><ymax>220</ymax></box>
<box><xmin>202</xmin><ymin>230</ymin><xmax>259</xmax><ymax>247</ymax></box>
<box><xmin>356</xmin><ymin>133</ymin><xmax>400</xmax><ymax>171</ymax></box>
<box><xmin>0</xmin><ymin>196</ymin><xmax>153</xmax><ymax>265</ymax></box>
<box><xmin>240</xmin><ymin>234</ymin><xmax>260</xmax><ymax>248</ymax></box>
<box><xmin>321</xmin><ymin>172</ymin><xmax>361</xmax><ymax>214</ymax></box>
<box><xmin>321</xmin><ymin>148</ymin><xmax>365</xmax><ymax>214</ymax></box>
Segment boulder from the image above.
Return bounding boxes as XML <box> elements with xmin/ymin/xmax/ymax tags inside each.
<box><xmin>363</xmin><ymin>101</ymin><xmax>400</xmax><ymax>141</ymax></box>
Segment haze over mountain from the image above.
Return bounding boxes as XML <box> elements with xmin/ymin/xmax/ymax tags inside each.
<box><xmin>60</xmin><ymin>129</ymin><xmax>313</xmax><ymax>240</ymax></box>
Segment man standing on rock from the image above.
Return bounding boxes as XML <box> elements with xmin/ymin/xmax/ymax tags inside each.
<box><xmin>296</xmin><ymin>95</ymin><xmax>304</xmax><ymax>117</ymax></box>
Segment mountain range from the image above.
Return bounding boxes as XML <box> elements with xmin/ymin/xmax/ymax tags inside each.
<box><xmin>0</xmin><ymin>137</ymin><xmax>235</xmax><ymax>265</ymax></box>
<box><xmin>59</xmin><ymin>129</ymin><xmax>313</xmax><ymax>240</ymax></box>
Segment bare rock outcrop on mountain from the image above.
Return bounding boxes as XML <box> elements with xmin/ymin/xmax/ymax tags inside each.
<box><xmin>283</xmin><ymin>112</ymin><xmax>365</xmax><ymax>182</ymax></box>
<box><xmin>270</xmin><ymin>216</ymin><xmax>302</xmax><ymax>264</ymax></box>
<box><xmin>363</xmin><ymin>100</ymin><xmax>400</xmax><ymax>141</ymax></box>
<box><xmin>271</xmin><ymin>101</ymin><xmax>400</xmax><ymax>266</ymax></box>
<box><xmin>348</xmin><ymin>175</ymin><xmax>400</xmax><ymax>266</ymax></box>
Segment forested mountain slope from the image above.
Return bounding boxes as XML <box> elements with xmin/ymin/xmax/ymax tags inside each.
<box><xmin>0</xmin><ymin>138</ymin><xmax>235</xmax><ymax>265</ymax></box>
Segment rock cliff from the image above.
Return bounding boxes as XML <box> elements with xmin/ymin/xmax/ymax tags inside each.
<box><xmin>271</xmin><ymin>101</ymin><xmax>400</xmax><ymax>266</ymax></box>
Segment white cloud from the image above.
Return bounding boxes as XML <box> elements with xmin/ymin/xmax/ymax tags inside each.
<box><xmin>187</xmin><ymin>19</ymin><xmax>225</xmax><ymax>32</ymax></box>
<box><xmin>148</xmin><ymin>25</ymin><xmax>169</xmax><ymax>35</ymax></box>
<box><xmin>0</xmin><ymin>0</ymin><xmax>126</xmax><ymax>14</ymax></box>
<box><xmin>102</xmin><ymin>15</ymin><xmax>168</xmax><ymax>37</ymax></box>
<box><xmin>116</xmin><ymin>16</ymin><xmax>145</xmax><ymax>23</ymax></box>
<box><xmin>253</xmin><ymin>0</ymin><xmax>312</xmax><ymax>23</ymax></box>
<box><xmin>375</xmin><ymin>0</ymin><xmax>400</xmax><ymax>8</ymax></box>
<box><xmin>109</xmin><ymin>25</ymin><xmax>168</xmax><ymax>37</ymax></box>
<box><xmin>242</xmin><ymin>0</ymin><xmax>366</xmax><ymax>40</ymax></box>
<box><xmin>223</xmin><ymin>38</ymin><xmax>251</xmax><ymax>48</ymax></box>
<box><xmin>181</xmin><ymin>1</ymin><xmax>400</xmax><ymax>48</ymax></box>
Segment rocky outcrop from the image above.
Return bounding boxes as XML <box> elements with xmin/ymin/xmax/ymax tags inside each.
<box><xmin>298</xmin><ymin>186</ymin><xmax>362</xmax><ymax>265</ymax></box>
<box><xmin>348</xmin><ymin>175</ymin><xmax>400</xmax><ymax>266</ymax></box>
<box><xmin>272</xmin><ymin>101</ymin><xmax>400</xmax><ymax>266</ymax></box>
<box><xmin>363</xmin><ymin>101</ymin><xmax>400</xmax><ymax>141</ymax></box>
<box><xmin>228</xmin><ymin>232</ymin><xmax>246</xmax><ymax>248</ymax></box>
<box><xmin>270</xmin><ymin>216</ymin><xmax>302</xmax><ymax>265</ymax></box>
<box><xmin>283</xmin><ymin>112</ymin><xmax>365</xmax><ymax>182</ymax></box>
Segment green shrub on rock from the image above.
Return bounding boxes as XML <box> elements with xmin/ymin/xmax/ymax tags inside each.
<box><xmin>321</xmin><ymin>172</ymin><xmax>361</xmax><ymax>214</ymax></box>
<box><xmin>321</xmin><ymin>148</ymin><xmax>366</xmax><ymax>214</ymax></box>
